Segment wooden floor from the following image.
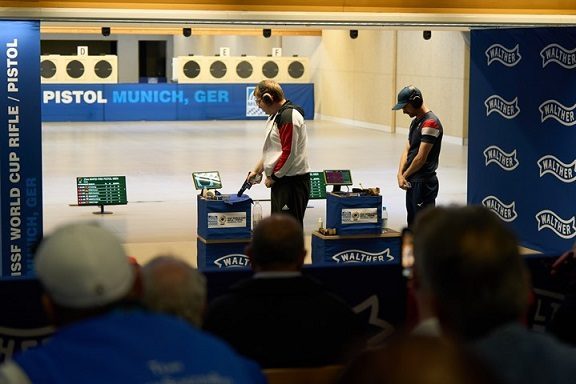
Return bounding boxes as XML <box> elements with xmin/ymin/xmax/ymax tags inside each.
<box><xmin>42</xmin><ymin>120</ymin><xmax>467</xmax><ymax>266</ymax></box>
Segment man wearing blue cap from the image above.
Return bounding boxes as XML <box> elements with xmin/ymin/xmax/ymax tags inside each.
<box><xmin>392</xmin><ymin>85</ymin><xmax>443</xmax><ymax>227</ymax></box>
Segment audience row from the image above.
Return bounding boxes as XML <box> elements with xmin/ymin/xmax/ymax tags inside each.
<box><xmin>1</xmin><ymin>207</ymin><xmax>575</xmax><ymax>383</ymax></box>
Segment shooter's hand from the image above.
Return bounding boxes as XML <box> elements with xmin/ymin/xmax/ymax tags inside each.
<box><xmin>398</xmin><ymin>174</ymin><xmax>411</xmax><ymax>190</ymax></box>
<box><xmin>265</xmin><ymin>177</ymin><xmax>275</xmax><ymax>188</ymax></box>
<box><xmin>248</xmin><ymin>171</ymin><xmax>263</xmax><ymax>184</ymax></box>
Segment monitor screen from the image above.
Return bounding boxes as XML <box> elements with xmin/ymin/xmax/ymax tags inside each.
<box><xmin>192</xmin><ymin>171</ymin><xmax>222</xmax><ymax>190</ymax></box>
<box><xmin>323</xmin><ymin>170</ymin><xmax>353</xmax><ymax>186</ymax></box>
<box><xmin>77</xmin><ymin>176</ymin><xmax>127</xmax><ymax>206</ymax></box>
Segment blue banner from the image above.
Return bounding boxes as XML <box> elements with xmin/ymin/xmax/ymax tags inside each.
<box><xmin>469</xmin><ymin>27</ymin><xmax>576</xmax><ymax>253</ymax></box>
<box><xmin>41</xmin><ymin>83</ymin><xmax>315</xmax><ymax>122</ymax></box>
<box><xmin>0</xmin><ymin>279</ymin><xmax>53</xmax><ymax>362</ymax></box>
<box><xmin>0</xmin><ymin>21</ymin><xmax>43</xmax><ymax>280</ymax></box>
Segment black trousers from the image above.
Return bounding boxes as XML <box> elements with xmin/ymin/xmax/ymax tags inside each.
<box><xmin>271</xmin><ymin>173</ymin><xmax>310</xmax><ymax>227</ymax></box>
<box><xmin>406</xmin><ymin>176</ymin><xmax>439</xmax><ymax>227</ymax></box>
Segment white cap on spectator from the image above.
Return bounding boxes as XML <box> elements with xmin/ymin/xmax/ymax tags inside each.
<box><xmin>35</xmin><ymin>222</ymin><xmax>135</xmax><ymax>308</ymax></box>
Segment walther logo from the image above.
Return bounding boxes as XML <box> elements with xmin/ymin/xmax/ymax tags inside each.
<box><xmin>332</xmin><ymin>249</ymin><xmax>394</xmax><ymax>263</ymax></box>
<box><xmin>536</xmin><ymin>210</ymin><xmax>576</xmax><ymax>239</ymax></box>
<box><xmin>540</xmin><ymin>44</ymin><xmax>576</xmax><ymax>69</ymax></box>
<box><xmin>214</xmin><ymin>254</ymin><xmax>250</xmax><ymax>268</ymax></box>
<box><xmin>539</xmin><ymin>100</ymin><xmax>576</xmax><ymax>126</ymax></box>
<box><xmin>483</xmin><ymin>146</ymin><xmax>519</xmax><ymax>171</ymax></box>
<box><xmin>482</xmin><ymin>196</ymin><xmax>518</xmax><ymax>222</ymax></box>
<box><xmin>537</xmin><ymin>155</ymin><xmax>576</xmax><ymax>183</ymax></box>
<box><xmin>484</xmin><ymin>95</ymin><xmax>520</xmax><ymax>119</ymax></box>
<box><xmin>485</xmin><ymin>44</ymin><xmax>522</xmax><ymax>67</ymax></box>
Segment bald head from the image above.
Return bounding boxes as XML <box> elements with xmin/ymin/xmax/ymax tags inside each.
<box><xmin>247</xmin><ymin>214</ymin><xmax>306</xmax><ymax>271</ymax></box>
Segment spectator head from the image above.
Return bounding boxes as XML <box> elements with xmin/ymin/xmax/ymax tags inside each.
<box><xmin>246</xmin><ymin>214</ymin><xmax>306</xmax><ymax>272</ymax></box>
<box><xmin>141</xmin><ymin>256</ymin><xmax>206</xmax><ymax>327</ymax></box>
<box><xmin>412</xmin><ymin>205</ymin><xmax>530</xmax><ymax>341</ymax></box>
<box><xmin>34</xmin><ymin>222</ymin><xmax>137</xmax><ymax>325</ymax></box>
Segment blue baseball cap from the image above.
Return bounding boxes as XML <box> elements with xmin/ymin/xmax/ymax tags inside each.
<box><xmin>392</xmin><ymin>86</ymin><xmax>422</xmax><ymax>110</ymax></box>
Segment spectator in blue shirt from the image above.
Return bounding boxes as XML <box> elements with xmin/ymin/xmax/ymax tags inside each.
<box><xmin>0</xmin><ymin>222</ymin><xmax>265</xmax><ymax>384</ymax></box>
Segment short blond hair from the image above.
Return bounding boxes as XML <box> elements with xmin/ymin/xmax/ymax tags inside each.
<box><xmin>254</xmin><ymin>79</ymin><xmax>285</xmax><ymax>104</ymax></box>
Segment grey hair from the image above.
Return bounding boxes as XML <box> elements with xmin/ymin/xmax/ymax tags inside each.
<box><xmin>141</xmin><ymin>255</ymin><xmax>207</xmax><ymax>327</ymax></box>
